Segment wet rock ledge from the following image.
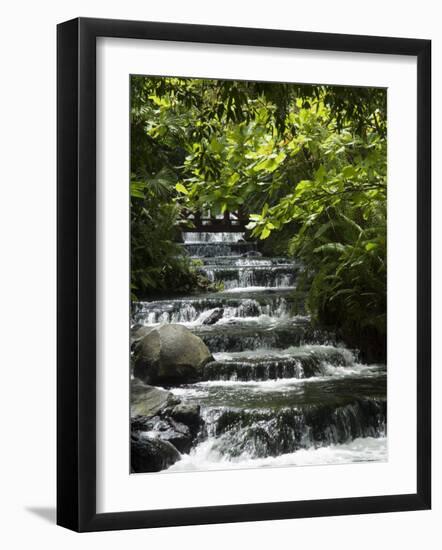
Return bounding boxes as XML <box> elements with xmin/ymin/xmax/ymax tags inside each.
<box><xmin>131</xmin><ymin>378</ymin><xmax>204</xmax><ymax>473</ymax></box>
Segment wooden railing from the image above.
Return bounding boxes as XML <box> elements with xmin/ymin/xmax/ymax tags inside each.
<box><xmin>179</xmin><ymin>208</ymin><xmax>249</xmax><ymax>232</ymax></box>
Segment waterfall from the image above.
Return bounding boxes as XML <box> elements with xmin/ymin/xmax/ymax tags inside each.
<box><xmin>132</xmin><ymin>230</ymin><xmax>387</xmax><ymax>472</ymax></box>
<box><xmin>192</xmin><ymin>398</ymin><xmax>386</xmax><ymax>459</ymax></box>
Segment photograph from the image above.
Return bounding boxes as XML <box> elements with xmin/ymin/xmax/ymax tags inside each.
<box><xmin>129</xmin><ymin>76</ymin><xmax>388</xmax><ymax>474</ymax></box>
<box><xmin>0</xmin><ymin>0</ymin><xmax>434</xmax><ymax>541</ymax></box>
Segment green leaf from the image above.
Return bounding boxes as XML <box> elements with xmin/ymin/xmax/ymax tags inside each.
<box><xmin>315</xmin><ymin>165</ymin><xmax>326</xmax><ymax>184</ymax></box>
<box><xmin>313</xmin><ymin>243</ymin><xmax>346</xmax><ymax>254</ymax></box>
<box><xmin>254</xmin><ymin>151</ymin><xmax>286</xmax><ymax>173</ymax></box>
<box><xmin>342</xmin><ymin>165</ymin><xmax>356</xmax><ymax>179</ymax></box>
<box><xmin>295</xmin><ymin>180</ymin><xmax>313</xmax><ymax>192</ymax></box>
<box><xmin>175</xmin><ymin>183</ymin><xmax>189</xmax><ymax>195</ymax></box>
<box><xmin>260</xmin><ymin>227</ymin><xmax>271</xmax><ymax>239</ymax></box>
<box><xmin>314</xmin><ymin>221</ymin><xmax>333</xmax><ymax>239</ymax></box>
<box><xmin>210</xmin><ymin>138</ymin><xmax>224</xmax><ymax>154</ymax></box>
<box><xmin>130</xmin><ymin>181</ymin><xmax>146</xmax><ymax>199</ymax></box>
<box><xmin>338</xmin><ymin>212</ymin><xmax>363</xmax><ymax>234</ymax></box>
<box><xmin>228</xmin><ymin>173</ymin><xmax>240</xmax><ymax>186</ymax></box>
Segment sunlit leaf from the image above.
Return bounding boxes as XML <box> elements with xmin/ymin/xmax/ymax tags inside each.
<box><xmin>175</xmin><ymin>183</ymin><xmax>189</xmax><ymax>195</ymax></box>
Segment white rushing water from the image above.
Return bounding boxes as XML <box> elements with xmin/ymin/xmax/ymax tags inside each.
<box><xmin>167</xmin><ymin>437</ymin><xmax>387</xmax><ymax>472</ymax></box>
<box><xmin>168</xmin><ymin>361</ymin><xmax>385</xmax><ymax>396</ymax></box>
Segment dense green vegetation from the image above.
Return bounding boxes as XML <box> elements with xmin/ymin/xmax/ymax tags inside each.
<box><xmin>131</xmin><ymin>77</ymin><xmax>386</xmax><ymax>361</ymax></box>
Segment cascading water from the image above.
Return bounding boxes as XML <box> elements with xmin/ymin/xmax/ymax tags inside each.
<box><xmin>133</xmin><ymin>231</ymin><xmax>387</xmax><ymax>471</ymax></box>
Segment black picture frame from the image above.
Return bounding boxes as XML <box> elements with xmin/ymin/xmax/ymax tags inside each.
<box><xmin>57</xmin><ymin>17</ymin><xmax>431</xmax><ymax>532</ymax></box>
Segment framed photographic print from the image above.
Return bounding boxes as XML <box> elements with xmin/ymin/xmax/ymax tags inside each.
<box><xmin>57</xmin><ymin>17</ymin><xmax>431</xmax><ymax>532</ymax></box>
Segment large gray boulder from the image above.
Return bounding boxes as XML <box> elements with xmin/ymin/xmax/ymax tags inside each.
<box><xmin>130</xmin><ymin>379</ymin><xmax>178</xmax><ymax>418</ymax></box>
<box><xmin>131</xmin><ymin>325</ymin><xmax>152</xmax><ymax>347</ymax></box>
<box><xmin>134</xmin><ymin>324</ymin><xmax>213</xmax><ymax>385</ymax></box>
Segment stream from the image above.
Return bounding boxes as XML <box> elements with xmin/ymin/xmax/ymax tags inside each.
<box><xmin>132</xmin><ymin>232</ymin><xmax>387</xmax><ymax>471</ymax></box>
